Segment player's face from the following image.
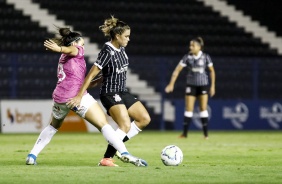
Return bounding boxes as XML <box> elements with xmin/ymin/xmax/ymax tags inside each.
<box><xmin>117</xmin><ymin>29</ymin><xmax>130</xmax><ymax>47</ymax></box>
<box><xmin>189</xmin><ymin>41</ymin><xmax>201</xmax><ymax>55</ymax></box>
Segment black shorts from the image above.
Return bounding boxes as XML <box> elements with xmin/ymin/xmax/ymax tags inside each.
<box><xmin>185</xmin><ymin>85</ymin><xmax>209</xmax><ymax>96</ymax></box>
<box><xmin>100</xmin><ymin>91</ymin><xmax>139</xmax><ymax>113</ymax></box>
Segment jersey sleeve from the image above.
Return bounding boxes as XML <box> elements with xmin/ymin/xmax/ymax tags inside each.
<box><xmin>178</xmin><ymin>54</ymin><xmax>187</xmax><ymax>67</ymax></box>
<box><xmin>206</xmin><ymin>54</ymin><xmax>213</xmax><ymax>67</ymax></box>
<box><xmin>94</xmin><ymin>50</ymin><xmax>112</xmax><ymax>69</ymax></box>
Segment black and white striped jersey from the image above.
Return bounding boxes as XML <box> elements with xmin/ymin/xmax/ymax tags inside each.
<box><xmin>179</xmin><ymin>51</ymin><xmax>213</xmax><ymax>86</ymax></box>
<box><xmin>94</xmin><ymin>42</ymin><xmax>128</xmax><ymax>94</ymax></box>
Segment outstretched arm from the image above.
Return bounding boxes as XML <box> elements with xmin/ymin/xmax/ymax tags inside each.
<box><xmin>44</xmin><ymin>39</ymin><xmax>78</xmax><ymax>56</ymax></box>
<box><xmin>67</xmin><ymin>65</ymin><xmax>101</xmax><ymax>108</ymax></box>
<box><xmin>165</xmin><ymin>64</ymin><xmax>184</xmax><ymax>93</ymax></box>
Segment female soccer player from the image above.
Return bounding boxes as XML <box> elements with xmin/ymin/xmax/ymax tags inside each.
<box><xmin>68</xmin><ymin>16</ymin><xmax>150</xmax><ymax>166</ymax></box>
<box><xmin>165</xmin><ymin>37</ymin><xmax>216</xmax><ymax>139</ymax></box>
<box><xmin>26</xmin><ymin>27</ymin><xmax>146</xmax><ymax>167</ymax></box>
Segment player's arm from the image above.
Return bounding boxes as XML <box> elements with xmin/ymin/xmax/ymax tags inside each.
<box><xmin>87</xmin><ymin>72</ymin><xmax>103</xmax><ymax>89</ymax></box>
<box><xmin>44</xmin><ymin>39</ymin><xmax>78</xmax><ymax>56</ymax></box>
<box><xmin>165</xmin><ymin>64</ymin><xmax>184</xmax><ymax>93</ymax></box>
<box><xmin>67</xmin><ymin>65</ymin><xmax>101</xmax><ymax>108</ymax></box>
<box><xmin>208</xmin><ymin>66</ymin><xmax>216</xmax><ymax>97</ymax></box>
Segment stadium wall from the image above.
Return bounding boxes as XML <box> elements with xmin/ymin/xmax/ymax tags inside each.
<box><xmin>173</xmin><ymin>99</ymin><xmax>282</xmax><ymax>130</ymax></box>
<box><xmin>0</xmin><ymin>53</ymin><xmax>281</xmax><ymax>132</ymax></box>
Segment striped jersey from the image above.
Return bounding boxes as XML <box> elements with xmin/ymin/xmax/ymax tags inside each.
<box><xmin>179</xmin><ymin>51</ymin><xmax>213</xmax><ymax>86</ymax></box>
<box><xmin>94</xmin><ymin>42</ymin><xmax>128</xmax><ymax>94</ymax></box>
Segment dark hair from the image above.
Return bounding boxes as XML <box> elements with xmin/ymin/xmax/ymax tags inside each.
<box><xmin>51</xmin><ymin>27</ymin><xmax>82</xmax><ymax>46</ymax></box>
<box><xmin>191</xmin><ymin>37</ymin><xmax>204</xmax><ymax>50</ymax></box>
<box><xmin>99</xmin><ymin>16</ymin><xmax>130</xmax><ymax>40</ymax></box>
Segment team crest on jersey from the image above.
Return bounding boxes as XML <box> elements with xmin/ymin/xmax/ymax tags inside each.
<box><xmin>198</xmin><ymin>58</ymin><xmax>204</xmax><ymax>66</ymax></box>
<box><xmin>110</xmin><ymin>51</ymin><xmax>115</xmax><ymax>55</ymax></box>
<box><xmin>188</xmin><ymin>55</ymin><xmax>193</xmax><ymax>60</ymax></box>
<box><xmin>113</xmin><ymin>94</ymin><xmax>122</xmax><ymax>102</ymax></box>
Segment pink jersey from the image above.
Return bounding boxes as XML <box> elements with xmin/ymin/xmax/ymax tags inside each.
<box><xmin>52</xmin><ymin>46</ymin><xmax>87</xmax><ymax>103</ymax></box>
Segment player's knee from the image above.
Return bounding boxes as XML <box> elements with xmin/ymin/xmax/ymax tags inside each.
<box><xmin>140</xmin><ymin>113</ymin><xmax>151</xmax><ymax>127</ymax></box>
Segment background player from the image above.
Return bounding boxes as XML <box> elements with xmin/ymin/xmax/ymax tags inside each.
<box><xmin>68</xmin><ymin>16</ymin><xmax>150</xmax><ymax>166</ymax></box>
<box><xmin>165</xmin><ymin>37</ymin><xmax>216</xmax><ymax>139</ymax></box>
<box><xmin>26</xmin><ymin>27</ymin><xmax>146</xmax><ymax>166</ymax></box>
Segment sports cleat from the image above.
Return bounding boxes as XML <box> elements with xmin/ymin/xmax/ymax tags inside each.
<box><xmin>98</xmin><ymin>158</ymin><xmax>118</xmax><ymax>167</ymax></box>
<box><xmin>115</xmin><ymin>151</ymin><xmax>122</xmax><ymax>160</ymax></box>
<box><xmin>178</xmin><ymin>134</ymin><xmax>187</xmax><ymax>138</ymax></box>
<box><xmin>120</xmin><ymin>153</ymin><xmax>148</xmax><ymax>167</ymax></box>
<box><xmin>26</xmin><ymin>154</ymin><xmax>37</xmax><ymax>165</ymax></box>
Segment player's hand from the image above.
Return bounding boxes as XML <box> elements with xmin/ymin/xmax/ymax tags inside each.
<box><xmin>67</xmin><ymin>96</ymin><xmax>82</xmax><ymax>109</ymax></box>
<box><xmin>210</xmin><ymin>86</ymin><xmax>215</xmax><ymax>97</ymax></box>
<box><xmin>44</xmin><ymin>39</ymin><xmax>61</xmax><ymax>52</ymax></box>
<box><xmin>165</xmin><ymin>84</ymin><xmax>174</xmax><ymax>93</ymax></box>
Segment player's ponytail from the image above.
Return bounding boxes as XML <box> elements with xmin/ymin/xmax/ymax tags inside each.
<box><xmin>50</xmin><ymin>27</ymin><xmax>82</xmax><ymax>46</ymax></box>
<box><xmin>100</xmin><ymin>15</ymin><xmax>130</xmax><ymax>40</ymax></box>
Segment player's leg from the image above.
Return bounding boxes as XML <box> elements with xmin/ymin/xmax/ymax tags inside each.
<box><xmin>98</xmin><ymin>93</ymin><xmax>131</xmax><ymax>160</ymax></box>
<box><xmin>84</xmin><ymin>103</ymin><xmax>130</xmax><ymax>155</ymax></box>
<box><xmin>198</xmin><ymin>93</ymin><xmax>209</xmax><ymax>139</ymax></box>
<box><xmin>180</xmin><ymin>85</ymin><xmax>196</xmax><ymax>138</ymax></box>
<box><xmin>76</xmin><ymin>93</ymin><xmax>147</xmax><ymax>167</ymax></box>
<box><xmin>127</xmin><ymin>101</ymin><xmax>151</xmax><ymax>139</ymax></box>
<box><xmin>101</xmin><ymin>92</ymin><xmax>150</xmax><ymax>162</ymax></box>
<box><xmin>181</xmin><ymin>95</ymin><xmax>196</xmax><ymax>138</ymax></box>
<box><xmin>26</xmin><ymin>103</ymin><xmax>68</xmax><ymax>165</ymax></box>
<box><xmin>98</xmin><ymin>104</ymin><xmax>147</xmax><ymax>166</ymax></box>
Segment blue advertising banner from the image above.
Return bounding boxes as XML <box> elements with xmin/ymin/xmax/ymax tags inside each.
<box><xmin>173</xmin><ymin>100</ymin><xmax>282</xmax><ymax>130</ymax></box>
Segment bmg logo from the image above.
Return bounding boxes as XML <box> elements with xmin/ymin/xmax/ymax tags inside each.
<box><xmin>260</xmin><ymin>103</ymin><xmax>282</xmax><ymax>129</ymax></box>
<box><xmin>6</xmin><ymin>108</ymin><xmax>42</xmax><ymax>129</ymax></box>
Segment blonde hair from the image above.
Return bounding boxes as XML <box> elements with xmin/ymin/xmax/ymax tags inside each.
<box><xmin>99</xmin><ymin>16</ymin><xmax>130</xmax><ymax>39</ymax></box>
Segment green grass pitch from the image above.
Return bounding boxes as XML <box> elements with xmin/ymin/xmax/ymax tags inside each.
<box><xmin>0</xmin><ymin>131</ymin><xmax>281</xmax><ymax>184</ymax></box>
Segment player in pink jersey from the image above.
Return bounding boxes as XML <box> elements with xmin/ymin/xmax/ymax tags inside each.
<box><xmin>25</xmin><ymin>27</ymin><xmax>147</xmax><ymax>167</ymax></box>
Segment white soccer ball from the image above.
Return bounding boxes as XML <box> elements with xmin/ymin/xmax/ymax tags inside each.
<box><xmin>161</xmin><ymin>145</ymin><xmax>183</xmax><ymax>166</ymax></box>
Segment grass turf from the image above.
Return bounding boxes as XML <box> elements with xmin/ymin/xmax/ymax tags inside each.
<box><xmin>0</xmin><ymin>131</ymin><xmax>281</xmax><ymax>184</ymax></box>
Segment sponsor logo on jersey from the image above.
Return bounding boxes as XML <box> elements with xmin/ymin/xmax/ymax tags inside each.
<box><xmin>223</xmin><ymin>103</ymin><xmax>248</xmax><ymax>129</ymax></box>
<box><xmin>192</xmin><ymin>67</ymin><xmax>204</xmax><ymax>73</ymax></box>
<box><xmin>260</xmin><ymin>103</ymin><xmax>282</xmax><ymax>129</ymax></box>
<box><xmin>116</xmin><ymin>65</ymin><xmax>128</xmax><ymax>74</ymax></box>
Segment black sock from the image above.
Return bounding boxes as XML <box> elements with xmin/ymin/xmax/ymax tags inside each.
<box><xmin>201</xmin><ymin>117</ymin><xmax>208</xmax><ymax>137</ymax></box>
<box><xmin>183</xmin><ymin>117</ymin><xmax>192</xmax><ymax>137</ymax></box>
<box><xmin>104</xmin><ymin>136</ymin><xmax>129</xmax><ymax>158</ymax></box>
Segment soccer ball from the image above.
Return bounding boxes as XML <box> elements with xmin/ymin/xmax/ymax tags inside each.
<box><xmin>161</xmin><ymin>145</ymin><xmax>183</xmax><ymax>166</ymax></box>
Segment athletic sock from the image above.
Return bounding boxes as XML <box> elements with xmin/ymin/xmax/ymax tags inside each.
<box><xmin>183</xmin><ymin>117</ymin><xmax>192</xmax><ymax>137</ymax></box>
<box><xmin>29</xmin><ymin>125</ymin><xmax>58</xmax><ymax>157</ymax></box>
<box><xmin>201</xmin><ymin>117</ymin><xmax>208</xmax><ymax>137</ymax></box>
<box><xmin>127</xmin><ymin>121</ymin><xmax>142</xmax><ymax>139</ymax></box>
<box><xmin>101</xmin><ymin>125</ymin><xmax>128</xmax><ymax>156</ymax></box>
<box><xmin>103</xmin><ymin>121</ymin><xmax>141</xmax><ymax>158</ymax></box>
<box><xmin>183</xmin><ymin>111</ymin><xmax>193</xmax><ymax>137</ymax></box>
<box><xmin>200</xmin><ymin>110</ymin><xmax>209</xmax><ymax>137</ymax></box>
